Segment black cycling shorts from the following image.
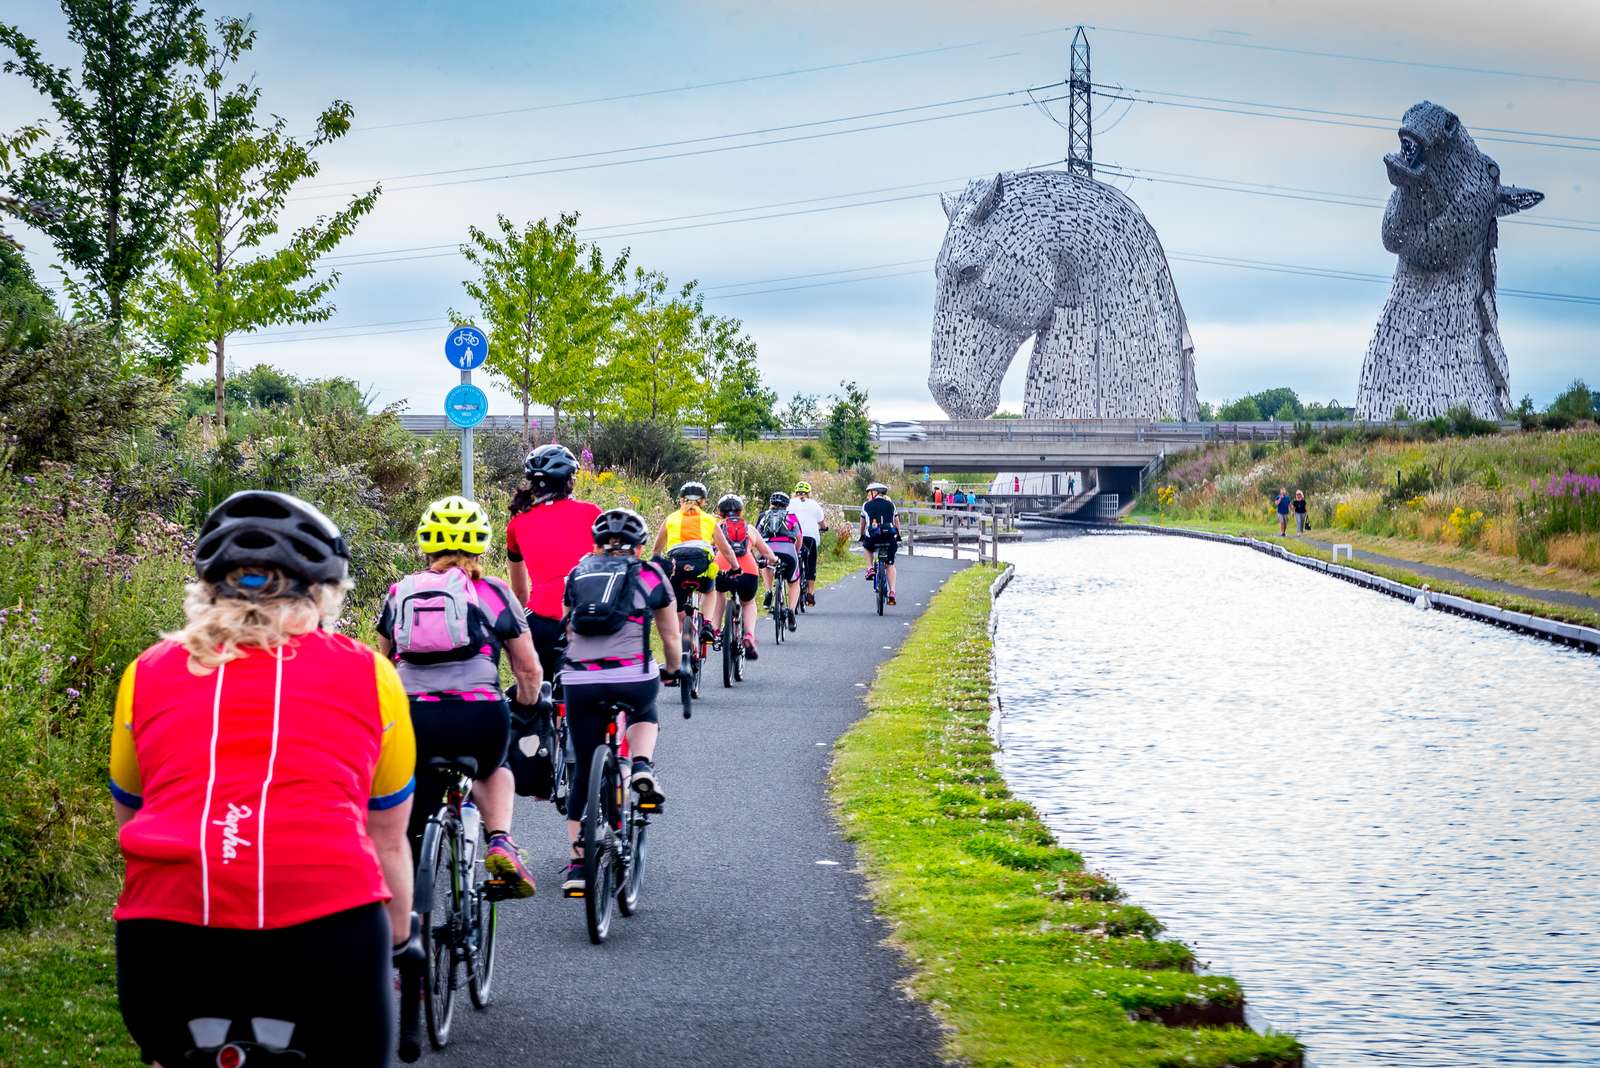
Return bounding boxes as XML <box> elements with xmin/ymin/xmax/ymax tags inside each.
<box><xmin>715</xmin><ymin>569</ymin><xmax>759</xmax><ymax>602</ymax></box>
<box><xmin>564</xmin><ymin>678</ymin><xmax>660</xmax><ymax>823</ymax></box>
<box><xmin>526</xmin><ymin>611</ymin><xmax>567</xmax><ymax>682</ymax></box>
<box><xmin>769</xmin><ymin>543</ymin><xmax>799</xmax><ymax>581</ymax></box>
<box><xmin>408</xmin><ymin>696</ymin><xmax>510</xmax><ymax>834</ymax></box>
<box><xmin>664</xmin><ymin>546</ymin><xmax>714</xmax><ymax>610</ymax></box>
<box><xmin>799</xmin><ymin>536</ymin><xmax>819</xmax><ymax>582</ymax></box>
<box><xmin>118</xmin><ymin>903</ymin><xmax>393</xmax><ymax>1067</ymax></box>
<box><xmin>863</xmin><ymin>533</ymin><xmax>899</xmax><ymax>565</ymax></box>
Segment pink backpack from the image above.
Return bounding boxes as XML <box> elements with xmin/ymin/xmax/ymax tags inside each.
<box><xmin>391</xmin><ymin>568</ymin><xmax>486</xmax><ymax>663</ymax></box>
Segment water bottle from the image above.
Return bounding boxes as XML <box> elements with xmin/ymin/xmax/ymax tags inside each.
<box><xmin>460</xmin><ymin>800</ymin><xmax>481</xmax><ymax>868</ymax></box>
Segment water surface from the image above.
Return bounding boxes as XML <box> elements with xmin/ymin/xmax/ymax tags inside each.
<box><xmin>993</xmin><ymin>532</ymin><xmax>1599</xmax><ymax>1067</ymax></box>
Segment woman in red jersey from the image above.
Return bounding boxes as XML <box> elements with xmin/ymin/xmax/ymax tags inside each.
<box><xmin>109</xmin><ymin>491</ymin><xmax>416</xmax><ymax>1066</ymax></box>
<box><xmin>507</xmin><ymin>444</ymin><xmax>601</xmax><ymax>679</ymax></box>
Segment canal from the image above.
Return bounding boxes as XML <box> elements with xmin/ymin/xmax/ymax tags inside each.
<box><xmin>992</xmin><ymin>531</ymin><xmax>1599</xmax><ymax>1067</ymax></box>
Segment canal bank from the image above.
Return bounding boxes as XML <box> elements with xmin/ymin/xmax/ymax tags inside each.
<box><xmin>831</xmin><ymin>566</ymin><xmax>1302</xmax><ymax>1068</ymax></box>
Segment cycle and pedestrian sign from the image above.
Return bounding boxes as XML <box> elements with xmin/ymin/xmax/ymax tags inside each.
<box><xmin>444</xmin><ymin>325</ymin><xmax>489</xmax><ymax>370</ymax></box>
<box><xmin>445</xmin><ymin>383</ymin><xmax>488</xmax><ymax>429</ymax></box>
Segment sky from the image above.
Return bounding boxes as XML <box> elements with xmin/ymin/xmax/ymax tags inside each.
<box><xmin>2</xmin><ymin>0</ymin><xmax>1597</xmax><ymax>420</ymax></box>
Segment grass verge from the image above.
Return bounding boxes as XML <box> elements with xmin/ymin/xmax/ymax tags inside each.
<box><xmin>1128</xmin><ymin>513</ymin><xmax>1600</xmax><ymax>629</ymax></box>
<box><xmin>831</xmin><ymin>568</ymin><xmax>1302</xmax><ymax>1067</ymax></box>
<box><xmin>0</xmin><ymin>876</ymin><xmax>138</xmax><ymax>1068</ymax></box>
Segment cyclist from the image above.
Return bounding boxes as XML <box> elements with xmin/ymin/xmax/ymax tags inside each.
<box><xmin>559</xmin><ymin>509</ymin><xmax>681</xmax><ymax>895</ymax></box>
<box><xmin>705</xmin><ymin>493</ymin><xmax>781</xmax><ymax>660</ymax></box>
<box><xmin>859</xmin><ymin>481</ymin><xmax>901</xmax><ymax>606</ymax></box>
<box><xmin>376</xmin><ymin>496</ymin><xmax>542</xmax><ymax>898</ymax></box>
<box><xmin>757</xmin><ymin>491</ymin><xmax>803</xmax><ymax>631</ymax></box>
<box><xmin>788</xmin><ymin>480</ymin><xmax>827</xmax><ymax>606</ymax></box>
<box><xmin>507</xmin><ymin>443</ymin><xmax>600</xmax><ymax>681</ymax></box>
<box><xmin>110</xmin><ymin>491</ymin><xmax>415</xmax><ymax>1066</ymax></box>
<box><xmin>651</xmin><ymin>480</ymin><xmax>735</xmax><ymax>651</ymax></box>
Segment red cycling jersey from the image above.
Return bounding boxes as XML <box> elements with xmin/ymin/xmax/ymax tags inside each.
<box><xmin>505</xmin><ymin>497</ymin><xmax>602</xmax><ymax>621</ymax></box>
<box><xmin>109</xmin><ymin>632</ymin><xmax>415</xmax><ymax>930</ymax></box>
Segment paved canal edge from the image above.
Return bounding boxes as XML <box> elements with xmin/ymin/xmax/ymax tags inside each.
<box><xmin>829</xmin><ymin>567</ymin><xmax>1305</xmax><ymax>1068</ymax></box>
<box><xmin>1096</xmin><ymin>522</ymin><xmax>1600</xmax><ymax>655</ymax></box>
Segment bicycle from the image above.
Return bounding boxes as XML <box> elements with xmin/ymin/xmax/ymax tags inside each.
<box><xmin>398</xmin><ymin>756</ymin><xmax>513</xmax><ymax>1061</ymax></box>
<box><xmin>680</xmin><ymin>589</ymin><xmax>706</xmax><ymax>704</ymax></box>
<box><xmin>871</xmin><ymin>540</ymin><xmax>892</xmax><ymax>616</ymax></box>
<box><xmin>721</xmin><ymin>586</ymin><xmax>745</xmax><ymax>688</ymax></box>
<box><xmin>771</xmin><ymin>562</ymin><xmax>791</xmax><ymax>646</ymax></box>
<box><xmin>567</xmin><ymin>682</ymin><xmax>680</xmax><ymax>943</ymax></box>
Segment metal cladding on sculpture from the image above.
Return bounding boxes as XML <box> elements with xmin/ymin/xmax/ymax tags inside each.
<box><xmin>929</xmin><ymin>170</ymin><xmax>1198</xmax><ymax>420</ymax></box>
<box><xmin>1356</xmin><ymin>101</ymin><xmax>1543</xmax><ymax>420</ymax></box>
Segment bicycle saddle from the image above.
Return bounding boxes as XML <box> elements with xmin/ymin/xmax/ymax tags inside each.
<box><xmin>424</xmin><ymin>755</ymin><xmax>479</xmax><ymax>779</ymax></box>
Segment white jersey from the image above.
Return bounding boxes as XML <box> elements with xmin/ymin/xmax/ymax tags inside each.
<box><xmin>788</xmin><ymin>498</ymin><xmax>824</xmax><ymax>540</ymax></box>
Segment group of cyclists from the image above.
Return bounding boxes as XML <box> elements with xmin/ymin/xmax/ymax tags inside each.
<box><xmin>106</xmin><ymin>443</ymin><xmax>902</xmax><ymax>1065</ymax></box>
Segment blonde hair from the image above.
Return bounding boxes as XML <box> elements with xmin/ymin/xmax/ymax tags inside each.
<box><xmin>165</xmin><ymin>570</ymin><xmax>350</xmax><ymax>674</ymax></box>
<box><xmin>426</xmin><ymin>550</ymin><xmax>484</xmax><ymax>581</ymax></box>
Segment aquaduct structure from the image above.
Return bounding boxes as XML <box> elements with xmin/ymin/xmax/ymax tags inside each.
<box><xmin>928</xmin><ymin>170</ymin><xmax>1198</xmax><ymax>421</ymax></box>
<box><xmin>1356</xmin><ymin>101</ymin><xmax>1543</xmax><ymax>420</ymax></box>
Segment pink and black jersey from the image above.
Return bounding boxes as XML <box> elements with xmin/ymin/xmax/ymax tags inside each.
<box><xmin>560</xmin><ymin>558</ymin><xmax>672</xmax><ymax>687</ymax></box>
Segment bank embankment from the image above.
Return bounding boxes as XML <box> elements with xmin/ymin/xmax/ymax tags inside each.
<box><xmin>830</xmin><ymin>567</ymin><xmax>1303</xmax><ymax>1067</ymax></box>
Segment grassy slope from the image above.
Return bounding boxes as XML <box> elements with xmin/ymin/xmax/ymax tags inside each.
<box><xmin>1128</xmin><ymin>514</ymin><xmax>1600</xmax><ymax>629</ymax></box>
<box><xmin>832</xmin><ymin>568</ymin><xmax>1302</xmax><ymax>1067</ymax></box>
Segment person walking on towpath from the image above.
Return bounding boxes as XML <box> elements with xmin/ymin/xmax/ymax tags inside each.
<box><xmin>1292</xmin><ymin>490</ymin><xmax>1309</xmax><ymax>534</ymax></box>
<box><xmin>1275</xmin><ymin>487</ymin><xmax>1291</xmax><ymax>536</ymax></box>
<box><xmin>109</xmin><ymin>491</ymin><xmax>417</xmax><ymax>1066</ymax></box>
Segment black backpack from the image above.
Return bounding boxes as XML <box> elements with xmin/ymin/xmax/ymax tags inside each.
<box><xmin>757</xmin><ymin>508</ymin><xmax>790</xmax><ymax>541</ymax></box>
<box><xmin>566</xmin><ymin>554</ymin><xmax>642</xmax><ymax>635</ymax></box>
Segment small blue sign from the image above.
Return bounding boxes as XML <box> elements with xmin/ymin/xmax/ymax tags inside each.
<box><xmin>445</xmin><ymin>383</ymin><xmax>488</xmax><ymax>429</ymax></box>
<box><xmin>922</xmin><ymin>465</ymin><xmax>930</xmax><ymax>478</ymax></box>
<box><xmin>444</xmin><ymin>325</ymin><xmax>489</xmax><ymax>370</ymax></box>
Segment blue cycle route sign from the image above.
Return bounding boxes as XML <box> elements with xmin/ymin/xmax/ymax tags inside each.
<box><xmin>444</xmin><ymin>325</ymin><xmax>489</xmax><ymax>370</ymax></box>
<box><xmin>444</xmin><ymin>383</ymin><xmax>489</xmax><ymax>429</ymax></box>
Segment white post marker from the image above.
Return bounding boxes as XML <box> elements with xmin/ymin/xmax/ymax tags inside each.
<box><xmin>1332</xmin><ymin>544</ymin><xmax>1354</xmax><ymax>562</ymax></box>
<box><xmin>443</xmin><ymin>326</ymin><xmax>490</xmax><ymax>498</ymax></box>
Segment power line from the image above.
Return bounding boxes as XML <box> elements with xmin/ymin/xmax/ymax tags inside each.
<box><xmin>1096</xmin><ymin>89</ymin><xmax>1600</xmax><ymax>154</ymax></box>
<box><xmin>354</xmin><ymin>40</ymin><xmax>988</xmax><ymax>132</ymax></box>
<box><xmin>1030</xmin><ymin>24</ymin><xmax>1600</xmax><ymax>88</ymax></box>
<box><xmin>297</xmin><ymin>91</ymin><xmax>1064</xmax><ymax>202</ymax></box>
<box><xmin>311</xmin><ymin>84</ymin><xmax>1063</xmax><ymax>191</ymax></box>
<box><xmin>1097</xmin><ymin>84</ymin><xmax>1600</xmax><ymax>152</ymax></box>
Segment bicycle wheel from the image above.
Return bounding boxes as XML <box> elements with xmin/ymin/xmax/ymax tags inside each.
<box><xmin>467</xmin><ymin>856</ymin><xmax>497</xmax><ymax>1009</ymax></box>
<box><xmin>419</xmin><ymin>817</ymin><xmax>460</xmax><ymax>1048</ymax></box>
<box><xmin>732</xmin><ymin>609</ymin><xmax>745</xmax><ymax>682</ymax></box>
<box><xmin>618</xmin><ymin>811</ymin><xmax>647</xmax><ymax>916</ymax></box>
<box><xmin>552</xmin><ymin>711</ymin><xmax>572</xmax><ymax>816</ymax></box>
<box><xmin>583</xmin><ymin>746</ymin><xmax>620</xmax><ymax>944</ymax></box>
<box><xmin>875</xmin><ymin>559</ymin><xmax>886</xmax><ymax>616</ymax></box>
<box><xmin>690</xmin><ymin>608</ymin><xmax>704</xmax><ymax>698</ymax></box>
<box><xmin>773</xmin><ymin>577</ymin><xmax>786</xmax><ymax>646</ymax></box>
<box><xmin>722</xmin><ymin>597</ymin><xmax>735</xmax><ymax>688</ymax></box>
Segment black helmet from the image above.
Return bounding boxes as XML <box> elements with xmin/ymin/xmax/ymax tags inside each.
<box><xmin>591</xmin><ymin>508</ymin><xmax>648</xmax><ymax>549</ymax></box>
<box><xmin>768</xmin><ymin>491</ymin><xmax>790</xmax><ymax>508</ymax></box>
<box><xmin>524</xmin><ymin>443</ymin><xmax>579</xmax><ymax>493</ymax></box>
<box><xmin>195</xmin><ymin>491</ymin><xmax>349</xmax><ymax>588</ymax></box>
<box><xmin>716</xmin><ymin>493</ymin><xmax>744</xmax><ymax>516</ymax></box>
<box><xmin>678</xmin><ymin>481</ymin><xmax>707</xmax><ymax>501</ymax></box>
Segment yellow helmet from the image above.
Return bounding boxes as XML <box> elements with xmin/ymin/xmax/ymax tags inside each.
<box><xmin>417</xmin><ymin>495</ymin><xmax>492</xmax><ymax>555</ymax></box>
<box><xmin>794</xmin><ymin>480</ymin><xmax>811</xmax><ymax>494</ymax></box>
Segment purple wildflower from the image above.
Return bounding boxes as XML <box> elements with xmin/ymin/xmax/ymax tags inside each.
<box><xmin>65</xmin><ymin>687</ymin><xmax>81</xmax><ymax>700</ymax></box>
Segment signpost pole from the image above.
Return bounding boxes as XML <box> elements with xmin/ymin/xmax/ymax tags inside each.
<box><xmin>460</xmin><ymin>367</ymin><xmax>474</xmax><ymax>499</ymax></box>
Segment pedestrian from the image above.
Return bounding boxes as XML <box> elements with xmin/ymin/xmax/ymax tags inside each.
<box><xmin>933</xmin><ymin>486</ymin><xmax>944</xmax><ymax>508</ymax></box>
<box><xmin>1013</xmin><ymin>475</ymin><xmax>1021</xmax><ymax>493</ymax></box>
<box><xmin>1292</xmin><ymin>490</ymin><xmax>1309</xmax><ymax>534</ymax></box>
<box><xmin>1274</xmin><ymin>487</ymin><xmax>1290</xmax><ymax>536</ymax></box>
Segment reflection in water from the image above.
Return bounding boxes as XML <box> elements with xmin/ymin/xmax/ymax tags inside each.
<box><xmin>993</xmin><ymin>532</ymin><xmax>1599</xmax><ymax>1068</ymax></box>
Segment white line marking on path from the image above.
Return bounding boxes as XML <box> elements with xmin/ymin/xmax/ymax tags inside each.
<box><xmin>815</xmin><ymin>860</ymin><xmax>840</xmax><ymax>866</ymax></box>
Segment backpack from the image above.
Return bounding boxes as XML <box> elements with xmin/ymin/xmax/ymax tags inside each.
<box><xmin>391</xmin><ymin>568</ymin><xmax>487</xmax><ymax>663</ymax></box>
<box><xmin>757</xmin><ymin>508</ymin><xmax>791</xmax><ymax>542</ymax></box>
<box><xmin>722</xmin><ymin>518</ymin><xmax>750</xmax><ymax>557</ymax></box>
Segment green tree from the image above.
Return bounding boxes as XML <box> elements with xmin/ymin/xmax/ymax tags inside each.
<box><xmin>1196</xmin><ymin>400</ymin><xmax>1217</xmax><ymax>421</ymax></box>
<box><xmin>129</xmin><ymin>16</ymin><xmax>379</xmax><ymax>421</ymax></box>
<box><xmin>688</xmin><ymin>311</ymin><xmax>741</xmax><ymax>446</ymax></box>
<box><xmin>1249</xmin><ymin>387</ymin><xmax>1301</xmax><ymax>421</ymax></box>
<box><xmin>1217</xmin><ymin>395</ymin><xmax>1262</xmax><ymax>421</ymax></box>
<box><xmin>822</xmin><ymin>379</ymin><xmax>874</xmax><ymax>467</ymax></box>
<box><xmin>455</xmin><ymin>212</ymin><xmax>628</xmax><ymax>442</ymax></box>
<box><xmin>712</xmin><ymin>337</ymin><xmax>777</xmax><ymax>444</ymax></box>
<box><xmin>0</xmin><ymin>0</ymin><xmax>225</xmax><ymax>328</ymax></box>
<box><xmin>1547</xmin><ymin>379</ymin><xmax>1595</xmax><ymax>425</ymax></box>
<box><xmin>616</xmin><ymin>268</ymin><xmax>703</xmax><ymax>422</ymax></box>
<box><xmin>779</xmin><ymin>391</ymin><xmax>819</xmax><ymax>429</ymax></box>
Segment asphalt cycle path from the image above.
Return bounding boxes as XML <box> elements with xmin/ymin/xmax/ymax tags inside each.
<box><xmin>432</xmin><ymin>552</ymin><xmax>971</xmax><ymax>1068</ymax></box>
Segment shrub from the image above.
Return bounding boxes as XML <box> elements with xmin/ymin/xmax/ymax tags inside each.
<box><xmin>589</xmin><ymin>419</ymin><xmax>702</xmax><ymax>486</ymax></box>
<box><xmin>716</xmin><ymin>448</ymin><xmax>799</xmax><ymax>503</ymax></box>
